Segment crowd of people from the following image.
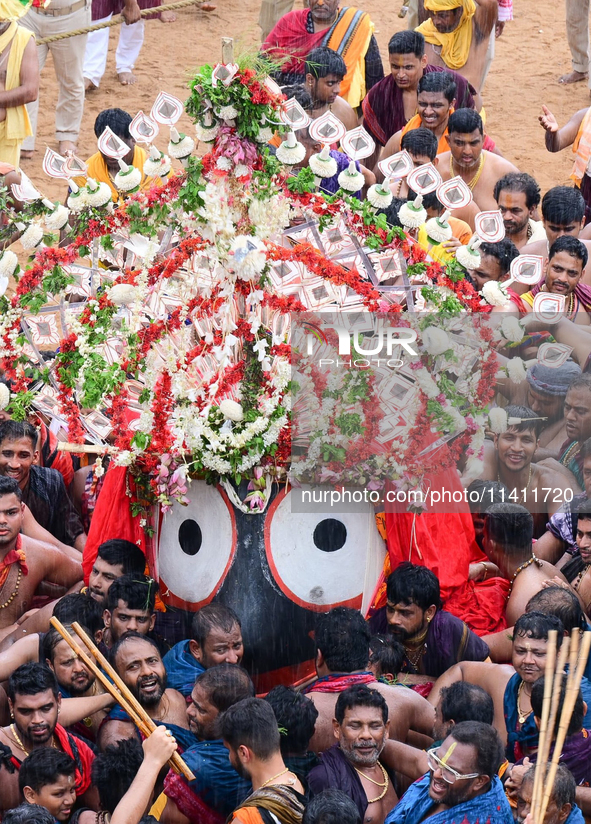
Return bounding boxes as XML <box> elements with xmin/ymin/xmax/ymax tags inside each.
<box><xmin>0</xmin><ymin>0</ymin><xmax>589</xmax><ymax>823</ymax></box>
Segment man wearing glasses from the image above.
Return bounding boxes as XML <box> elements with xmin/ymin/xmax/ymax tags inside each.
<box><xmin>385</xmin><ymin>721</ymin><xmax>513</xmax><ymax>824</ymax></box>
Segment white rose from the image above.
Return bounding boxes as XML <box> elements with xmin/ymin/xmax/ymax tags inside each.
<box><xmin>45</xmin><ymin>204</ymin><xmax>70</xmax><ymax>231</ymax></box>
<box><xmin>219</xmin><ymin>399</ymin><xmax>244</xmax><ymax>422</ymax></box>
<box><xmin>422</xmin><ymin>327</ymin><xmax>451</xmax><ymax>357</ymax></box>
<box><xmin>489</xmin><ymin>407</ymin><xmax>508</xmax><ymax>434</ymax></box>
<box><xmin>20</xmin><ymin>222</ymin><xmax>44</xmax><ymax>251</ymax></box>
<box><xmin>0</xmin><ymin>250</ymin><xmax>18</xmax><ymax>279</ymax></box>
<box><xmin>0</xmin><ymin>383</ymin><xmax>10</xmax><ymax>410</ymax></box>
<box><xmin>109</xmin><ymin>283</ymin><xmax>138</xmax><ymax>305</ymax></box>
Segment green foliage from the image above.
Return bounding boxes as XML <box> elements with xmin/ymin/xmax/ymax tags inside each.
<box><xmin>178</xmin><ymin>157</ymin><xmax>206</xmax><ymax>212</ymax></box>
<box><xmin>7</xmin><ymin>390</ymin><xmax>35</xmax><ymax>421</ymax></box>
<box><xmin>286</xmin><ymin>167</ymin><xmax>316</xmax><ymax>194</ymax></box>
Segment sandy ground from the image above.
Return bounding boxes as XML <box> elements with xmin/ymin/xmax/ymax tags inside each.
<box><xmin>22</xmin><ymin>0</ymin><xmax>591</xmax><ymax>202</ymax></box>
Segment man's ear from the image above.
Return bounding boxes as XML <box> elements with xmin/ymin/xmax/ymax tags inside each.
<box><xmin>46</xmin><ymin>657</ymin><xmax>54</xmax><ymax>672</ymax></box>
<box><xmin>451</xmin><ymin>98</ymin><xmax>457</xmax><ymax>110</ymax></box>
<box><xmin>103</xmin><ymin>609</ymin><xmax>111</xmax><ymax>629</ymax></box>
<box><xmin>315</xmin><ymin>648</ymin><xmax>325</xmax><ymax>670</ymax></box>
<box><xmin>238</xmin><ymin>744</ymin><xmax>250</xmax><ymax>764</ymax></box>
<box><xmin>149</xmin><ymin>613</ymin><xmax>156</xmax><ymax>632</ymax></box>
<box><xmin>425</xmin><ymin>604</ymin><xmax>437</xmax><ymax>622</ymax></box>
<box><xmin>384</xmin><ymin>719</ymin><xmax>391</xmax><ymax>737</ymax></box>
<box><xmin>332</xmin><ymin>718</ymin><xmax>340</xmax><ymax>740</ymax></box>
<box><xmin>189</xmin><ymin>639</ymin><xmax>202</xmax><ymax>662</ymax></box>
<box><xmin>304</xmin><ymin>72</ymin><xmax>313</xmax><ymax>88</ymax></box>
<box><xmin>558</xmin><ymin>803</ymin><xmax>572</xmax><ymax>824</ymax></box>
<box><xmin>22</xmin><ymin>786</ymin><xmax>37</xmax><ymax>804</ymax></box>
<box><xmin>444</xmin><ymin>134</ymin><xmax>450</xmax><ymax>147</ymax></box>
<box><xmin>421</xmin><ymin>53</ymin><xmax>428</xmax><ymax>69</ymax></box>
<box><xmin>433</xmin><ymin>156</ymin><xmax>439</xmax><ymax>167</ymax></box>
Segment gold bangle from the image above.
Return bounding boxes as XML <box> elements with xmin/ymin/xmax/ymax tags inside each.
<box><xmin>480</xmin><ymin>562</ymin><xmax>488</xmax><ymax>580</ymax></box>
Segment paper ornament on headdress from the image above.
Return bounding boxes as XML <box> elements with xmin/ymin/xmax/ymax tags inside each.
<box><xmin>340</xmin><ymin>126</ymin><xmax>375</xmax><ymax>161</ymax></box>
<box><xmin>406</xmin><ymin>162</ymin><xmax>442</xmax><ymax>195</ymax></box>
<box><xmin>97</xmin><ymin>127</ymin><xmax>130</xmax><ymax>159</ymax></box>
<box><xmin>130</xmin><ymin>111</ymin><xmax>160</xmax><ymax>144</ymax></box>
<box><xmin>150</xmin><ymin>92</ymin><xmax>183</xmax><ymax>126</ymax></box>
<box><xmin>437</xmin><ymin>176</ymin><xmax>472</xmax><ymax>210</ymax></box>
<box><xmin>211</xmin><ymin>63</ymin><xmax>239</xmax><ymax>87</ymax></box>
<box><xmin>377</xmin><ymin>150</ymin><xmax>413</xmax><ymax>180</ymax></box>
<box><xmin>63</xmin><ymin>154</ymin><xmax>88</xmax><ymax>178</ymax></box>
<box><xmin>532</xmin><ymin>292</ymin><xmax>565</xmax><ymax>323</ymax></box>
<box><xmin>308</xmin><ymin>111</ymin><xmax>346</xmax><ymax>145</ymax></box>
<box><xmin>537</xmin><ymin>342</ymin><xmax>573</xmax><ymax>368</ymax></box>
<box><xmin>279</xmin><ymin>98</ymin><xmax>311</xmax><ymax>132</ymax></box>
<box><xmin>474</xmin><ymin>210</ymin><xmax>505</xmax><ymax>243</ymax></box>
<box><xmin>510</xmin><ymin>255</ymin><xmax>543</xmax><ymax>285</ymax></box>
<box><xmin>42</xmin><ymin>148</ymin><xmax>68</xmax><ymax>179</ymax></box>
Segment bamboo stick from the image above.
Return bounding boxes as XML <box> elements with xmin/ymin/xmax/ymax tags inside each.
<box><xmin>49</xmin><ymin>617</ymin><xmax>152</xmax><ymax>737</ymax></box>
<box><xmin>70</xmin><ymin>622</ymin><xmax>195</xmax><ymax>781</ymax></box>
<box><xmin>55</xmin><ymin>443</ymin><xmax>109</xmax><ymax>453</ymax></box>
<box><xmin>538</xmin><ymin>632</ymin><xmax>591</xmax><ymax>822</ymax></box>
<box><xmin>530</xmin><ymin>630</ymin><xmax>557</xmax><ymax>821</ymax></box>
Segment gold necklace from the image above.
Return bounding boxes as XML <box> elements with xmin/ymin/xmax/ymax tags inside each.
<box><xmin>10</xmin><ymin>723</ymin><xmax>57</xmax><ymax>756</ymax></box>
<box><xmin>497</xmin><ymin>464</ymin><xmax>532</xmax><ymax>504</ymax></box>
<box><xmin>508</xmin><ymin>553</ymin><xmax>543</xmax><ymax>599</ymax></box>
<box><xmin>260</xmin><ymin>767</ymin><xmax>293</xmax><ymax>787</ymax></box>
<box><xmin>561</xmin><ymin>440</ymin><xmax>581</xmax><ymax>468</ymax></box>
<box><xmin>517</xmin><ymin>680</ymin><xmax>532</xmax><ymax>725</ymax></box>
<box><xmin>450</xmin><ymin>153</ymin><xmax>485</xmax><ymax>191</ymax></box>
<box><xmin>573</xmin><ymin>564</ymin><xmax>591</xmax><ymax>592</ymax></box>
<box><xmin>355</xmin><ymin>763</ymin><xmax>389</xmax><ymax>803</ymax></box>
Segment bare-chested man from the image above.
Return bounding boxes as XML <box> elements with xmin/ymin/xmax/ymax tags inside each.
<box><xmin>482</xmin><ymin>503</ymin><xmax>567</xmax><ymax>626</ymax></box>
<box><xmin>496</xmin><ymin>363</ymin><xmax>581</xmax><ymax>463</ymax></box>
<box><xmin>426</xmin><ymin>612</ymin><xmax>569</xmax><ymax>755</ymax></box>
<box><xmin>561</xmin><ymin>500</ymin><xmax>591</xmax><ymax>616</ymax></box>
<box><xmin>416</xmin><ymin>0</ymin><xmax>498</xmax><ymax>93</ymax></box>
<box><xmin>308</xmin><ymin>686</ymin><xmax>398</xmax><ymax>824</ymax></box>
<box><xmin>0</xmin><ymin>6</ymin><xmax>38</xmax><ymax>167</ymax></box>
<box><xmin>480</xmin><ymin>406</ymin><xmax>578</xmax><ymax>537</ymax></box>
<box><xmin>97</xmin><ymin>633</ymin><xmax>189</xmax><ymax>751</ymax></box>
<box><xmin>438</xmin><ymin>109</ymin><xmax>518</xmax><ymax>212</ymax></box>
<box><xmin>304</xmin><ymin>607</ymin><xmax>435</xmax><ymax>753</ymax></box>
<box><xmin>304</xmin><ymin>47</ymin><xmax>357</xmax><ymax>132</ymax></box>
<box><xmin>493</xmin><ymin>173</ymin><xmax>546</xmax><ymax>251</ymax></box>
<box><xmin>0</xmin><ymin>476</ymin><xmax>82</xmax><ymax>642</ymax></box>
<box><xmin>515</xmin><ymin>187</ymin><xmax>591</xmax><ymax>293</ymax></box>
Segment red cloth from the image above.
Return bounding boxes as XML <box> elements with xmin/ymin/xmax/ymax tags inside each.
<box><xmin>383</xmin><ymin>459</ymin><xmax>508</xmax><ymax>635</ymax></box>
<box><xmin>54</xmin><ymin>723</ymin><xmax>95</xmax><ymax>795</ymax></box>
<box><xmin>263</xmin><ymin>9</ymin><xmax>325</xmax><ymax>77</ymax></box>
<box><xmin>304</xmin><ymin>672</ymin><xmax>377</xmax><ymax>694</ymax></box>
<box><xmin>164</xmin><ymin>771</ymin><xmax>224</xmax><ymax>824</ymax></box>
<box><xmin>82</xmin><ymin>466</ymin><xmax>147</xmax><ymax>585</ymax></box>
<box><xmin>0</xmin><ymin>535</ymin><xmax>28</xmax><ymax>589</ymax></box>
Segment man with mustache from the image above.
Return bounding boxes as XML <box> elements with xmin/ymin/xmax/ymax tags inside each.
<box><xmin>384</xmin><ymin>722</ymin><xmax>512</xmax><ymax>824</ymax></box>
<box><xmin>561</xmin><ymin>500</ymin><xmax>591</xmax><ymax>615</ymax></box>
<box><xmin>308</xmin><ymin>686</ymin><xmax>397</xmax><ymax>824</ymax></box>
<box><xmin>98</xmin><ymin>633</ymin><xmax>192</xmax><ymax>752</ymax></box>
<box><xmin>0</xmin><ymin>663</ymin><xmax>99</xmax><ymax>818</ymax></box>
<box><xmin>520</xmin><ymin>237</ymin><xmax>590</xmax><ymax>325</ymax></box>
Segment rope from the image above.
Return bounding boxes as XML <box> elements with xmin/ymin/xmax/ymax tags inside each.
<box><xmin>35</xmin><ymin>0</ymin><xmax>211</xmax><ymax>45</ymax></box>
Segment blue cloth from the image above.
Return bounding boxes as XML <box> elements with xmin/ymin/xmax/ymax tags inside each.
<box><xmin>505</xmin><ymin>672</ymin><xmax>591</xmax><ymax>760</ymax></box>
<box><xmin>566</xmin><ymin>804</ymin><xmax>585</xmax><ymax>824</ymax></box>
<box><xmin>106</xmin><ymin>704</ymin><xmax>197</xmax><ymax>752</ymax></box>
<box><xmin>385</xmin><ymin>774</ymin><xmax>513</xmax><ymax>824</ymax></box>
<box><xmin>182</xmin><ymin>738</ymin><xmax>252</xmax><ymax>817</ymax></box>
<box><xmin>320</xmin><ymin>151</ymin><xmax>362</xmax><ymax>198</ymax></box>
<box><xmin>162</xmin><ymin>640</ymin><xmax>205</xmax><ymax>697</ymax></box>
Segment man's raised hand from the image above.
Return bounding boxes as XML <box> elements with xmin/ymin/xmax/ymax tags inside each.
<box><xmin>539</xmin><ymin>106</ymin><xmax>559</xmax><ymax>133</ymax></box>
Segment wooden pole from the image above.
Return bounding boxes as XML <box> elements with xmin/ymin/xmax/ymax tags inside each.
<box><xmin>221</xmin><ymin>37</ymin><xmax>234</xmax><ymax>63</ymax></box>
<box><xmin>530</xmin><ymin>630</ymin><xmax>557</xmax><ymax>821</ymax></box>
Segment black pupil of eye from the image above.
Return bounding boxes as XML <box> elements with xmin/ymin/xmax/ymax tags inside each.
<box><xmin>313</xmin><ymin>518</ymin><xmax>347</xmax><ymax>552</ymax></box>
<box><xmin>178</xmin><ymin>519</ymin><xmax>203</xmax><ymax>556</ymax></box>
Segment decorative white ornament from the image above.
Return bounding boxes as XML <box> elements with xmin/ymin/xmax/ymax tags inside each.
<box><xmin>276</xmin><ymin>131</ymin><xmax>306</xmax><ymax>166</ymax></box>
<box><xmin>309</xmin><ymin>145</ymin><xmax>338</xmax><ymax>179</ymax></box>
<box><xmin>218</xmin><ymin>399</ymin><xmax>244</xmax><ymax>421</ymax></box>
<box><xmin>109</xmin><ymin>283</ymin><xmax>138</xmax><ymax>305</ymax></box>
<box><xmin>0</xmin><ymin>383</ymin><xmax>10</xmax><ymax>410</ymax></box>
<box><xmin>337</xmin><ymin>160</ymin><xmax>364</xmax><ymax>193</ymax></box>
<box><xmin>114</xmin><ymin>159</ymin><xmax>142</xmax><ymax>192</ymax></box>
<box><xmin>422</xmin><ymin>326</ymin><xmax>451</xmax><ymax>356</ymax></box>
<box><xmin>489</xmin><ymin>408</ymin><xmax>508</xmax><ymax>434</ymax></box>
<box><xmin>398</xmin><ymin>195</ymin><xmax>427</xmax><ymax>229</ymax></box>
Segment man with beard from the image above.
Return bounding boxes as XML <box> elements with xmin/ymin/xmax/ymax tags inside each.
<box><xmin>163</xmin><ymin>603</ymin><xmax>243</xmax><ymax>697</ymax></box>
<box><xmin>161</xmin><ymin>664</ymin><xmax>254</xmax><ymax>822</ymax></box>
<box><xmin>98</xmin><ymin>633</ymin><xmax>191</xmax><ymax>752</ymax></box>
<box><xmin>556</xmin><ymin>377</ymin><xmax>591</xmax><ymax>490</ymax></box>
<box><xmin>438</xmin><ymin>109</ymin><xmax>518</xmax><ymax>212</ymax></box>
<box><xmin>308</xmin><ymin>686</ymin><xmax>397</xmax><ymax>824</ymax></box>
<box><xmin>304</xmin><ymin>607</ymin><xmax>435</xmax><ymax>753</ymax></box>
<box><xmin>493</xmin><ymin>173</ymin><xmax>545</xmax><ymax>250</ymax></box>
<box><xmin>480</xmin><ymin>405</ymin><xmax>576</xmax><ymax>538</ymax></box>
<box><xmin>101</xmin><ymin>575</ymin><xmax>160</xmax><ymax>652</ymax></box>
<box><xmin>384</xmin><ymin>564</ymin><xmax>489</xmax><ymax>678</ymax></box>
<box><xmin>520</xmin><ymin>237</ymin><xmax>591</xmax><ymax>325</ymax></box>
<box><xmin>44</xmin><ymin>625</ymin><xmax>108</xmax><ymax>744</ymax></box>
<box><xmin>561</xmin><ymin>500</ymin><xmax>591</xmax><ymax>615</ymax></box>
<box><xmin>384</xmin><ymin>722</ymin><xmax>512</xmax><ymax>824</ymax></box>
<box><xmin>221</xmin><ymin>698</ymin><xmax>306</xmax><ymax>824</ymax></box>
<box><xmin>0</xmin><ymin>663</ymin><xmax>98</xmax><ymax>817</ymax></box>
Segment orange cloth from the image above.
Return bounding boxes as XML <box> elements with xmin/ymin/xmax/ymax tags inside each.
<box><xmin>571</xmin><ymin>107</ymin><xmax>591</xmax><ymax>185</ymax></box>
<box><xmin>402</xmin><ymin>113</ymin><xmax>450</xmax><ymax>155</ymax></box>
<box><xmin>326</xmin><ymin>7</ymin><xmax>374</xmax><ymax>108</ymax></box>
<box><xmin>0</xmin><ymin>535</ymin><xmax>27</xmax><ymax>589</ymax></box>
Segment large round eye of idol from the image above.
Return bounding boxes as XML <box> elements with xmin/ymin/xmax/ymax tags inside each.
<box><xmin>158</xmin><ymin>481</ymin><xmax>236</xmax><ymax>609</ymax></box>
<box><xmin>264</xmin><ymin>487</ymin><xmax>386</xmax><ymax>612</ymax></box>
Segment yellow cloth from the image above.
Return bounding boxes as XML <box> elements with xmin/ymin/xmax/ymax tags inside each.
<box><xmin>418</xmin><ymin>216</ymin><xmax>472</xmax><ymax>263</ymax></box>
<box><xmin>571</xmin><ymin>106</ymin><xmax>591</xmax><ymax>185</ymax></box>
<box><xmin>521</xmin><ymin>290</ymin><xmax>534</xmax><ymax>308</ymax></box>
<box><xmin>416</xmin><ymin>0</ymin><xmax>476</xmax><ymax>71</ymax></box>
<box><xmin>73</xmin><ymin>146</ymin><xmax>164</xmax><ymax>203</ymax></box>
<box><xmin>0</xmin><ymin>22</ymin><xmax>33</xmax><ymax>157</ymax></box>
<box><xmin>149</xmin><ymin>791</ymin><xmax>167</xmax><ymax>820</ymax></box>
<box><xmin>0</xmin><ymin>0</ymin><xmax>30</xmax><ymax>21</ymax></box>
<box><xmin>326</xmin><ymin>7</ymin><xmax>374</xmax><ymax>109</ymax></box>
